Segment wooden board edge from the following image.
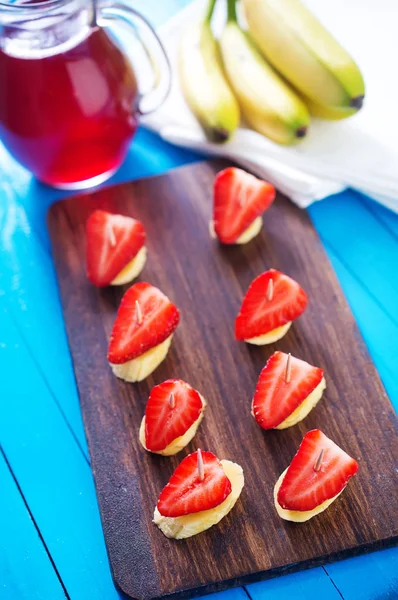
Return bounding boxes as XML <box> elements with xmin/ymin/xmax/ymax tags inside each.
<box><xmin>47</xmin><ymin>160</ymin><xmax>210</xmax><ymax>224</ymax></box>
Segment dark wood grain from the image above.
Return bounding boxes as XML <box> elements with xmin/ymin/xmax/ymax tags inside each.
<box><xmin>48</xmin><ymin>160</ymin><xmax>398</xmax><ymax>600</ymax></box>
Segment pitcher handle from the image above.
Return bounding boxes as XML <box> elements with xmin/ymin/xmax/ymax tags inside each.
<box><xmin>100</xmin><ymin>2</ymin><xmax>171</xmax><ymax>115</ymax></box>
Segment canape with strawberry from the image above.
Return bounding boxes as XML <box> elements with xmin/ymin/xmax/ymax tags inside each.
<box><xmin>154</xmin><ymin>449</ymin><xmax>244</xmax><ymax>539</ymax></box>
<box><xmin>274</xmin><ymin>429</ymin><xmax>359</xmax><ymax>522</ymax></box>
<box><xmin>210</xmin><ymin>167</ymin><xmax>275</xmax><ymax>245</ymax></box>
<box><xmin>235</xmin><ymin>269</ymin><xmax>308</xmax><ymax>344</ymax></box>
<box><xmin>252</xmin><ymin>352</ymin><xmax>326</xmax><ymax>430</ymax></box>
<box><xmin>108</xmin><ymin>283</ymin><xmax>180</xmax><ymax>382</ymax></box>
<box><xmin>86</xmin><ymin>210</ymin><xmax>147</xmax><ymax>287</ymax></box>
<box><xmin>139</xmin><ymin>379</ymin><xmax>207</xmax><ymax>456</ymax></box>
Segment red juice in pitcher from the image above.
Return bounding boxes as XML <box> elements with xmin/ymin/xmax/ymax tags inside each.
<box><xmin>0</xmin><ymin>27</ymin><xmax>139</xmax><ymax>187</ymax></box>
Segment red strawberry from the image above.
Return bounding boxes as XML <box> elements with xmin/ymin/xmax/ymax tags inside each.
<box><xmin>86</xmin><ymin>210</ymin><xmax>146</xmax><ymax>287</ymax></box>
<box><xmin>252</xmin><ymin>352</ymin><xmax>323</xmax><ymax>430</ymax></box>
<box><xmin>157</xmin><ymin>450</ymin><xmax>232</xmax><ymax>517</ymax></box>
<box><xmin>235</xmin><ymin>269</ymin><xmax>308</xmax><ymax>340</ymax></box>
<box><xmin>145</xmin><ymin>379</ymin><xmax>204</xmax><ymax>452</ymax></box>
<box><xmin>277</xmin><ymin>429</ymin><xmax>359</xmax><ymax>511</ymax></box>
<box><xmin>107</xmin><ymin>282</ymin><xmax>179</xmax><ymax>364</ymax></box>
<box><xmin>213</xmin><ymin>167</ymin><xmax>275</xmax><ymax>244</ymax></box>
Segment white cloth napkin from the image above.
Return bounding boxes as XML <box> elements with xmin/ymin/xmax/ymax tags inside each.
<box><xmin>143</xmin><ymin>0</ymin><xmax>398</xmax><ymax>210</ymax></box>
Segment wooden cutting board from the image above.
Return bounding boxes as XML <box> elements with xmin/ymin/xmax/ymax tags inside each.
<box><xmin>48</xmin><ymin>160</ymin><xmax>398</xmax><ymax>600</ymax></box>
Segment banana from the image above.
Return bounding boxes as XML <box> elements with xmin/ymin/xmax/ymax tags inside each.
<box><xmin>111</xmin><ymin>246</ymin><xmax>147</xmax><ymax>285</ymax></box>
<box><xmin>220</xmin><ymin>1</ymin><xmax>310</xmax><ymax>145</ymax></box>
<box><xmin>109</xmin><ymin>335</ymin><xmax>173</xmax><ymax>382</ymax></box>
<box><xmin>178</xmin><ymin>0</ymin><xmax>240</xmax><ymax>143</ymax></box>
<box><xmin>243</xmin><ymin>0</ymin><xmax>365</xmax><ymax>116</ymax></box>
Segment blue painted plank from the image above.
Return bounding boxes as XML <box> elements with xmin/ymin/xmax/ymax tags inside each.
<box><xmin>0</xmin><ymin>449</ymin><xmax>66</xmax><ymax>600</ymax></box>
<box><xmin>321</xmin><ymin>242</ymin><xmax>398</xmax><ymax>405</ymax></box>
<box><xmin>206</xmin><ymin>590</ymin><xmax>248</xmax><ymax>600</ymax></box>
<box><xmin>0</xmin><ymin>201</ymin><xmax>88</xmax><ymax>456</ymax></box>
<box><xmin>309</xmin><ymin>190</ymin><xmax>398</xmax><ymax>327</ymax></box>
<box><xmin>0</xmin><ymin>303</ymin><xmax>119</xmax><ymax>600</ymax></box>
<box><xmin>247</xmin><ymin>568</ymin><xmax>341</xmax><ymax>600</ymax></box>
<box><xmin>361</xmin><ymin>194</ymin><xmax>398</xmax><ymax>239</ymax></box>
<box><xmin>326</xmin><ymin>547</ymin><xmax>398</xmax><ymax>600</ymax></box>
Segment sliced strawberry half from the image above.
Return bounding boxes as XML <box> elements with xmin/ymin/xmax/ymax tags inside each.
<box><xmin>107</xmin><ymin>282</ymin><xmax>180</xmax><ymax>364</ymax></box>
<box><xmin>213</xmin><ymin>167</ymin><xmax>275</xmax><ymax>244</ymax></box>
<box><xmin>157</xmin><ymin>450</ymin><xmax>232</xmax><ymax>518</ymax></box>
<box><xmin>86</xmin><ymin>210</ymin><xmax>146</xmax><ymax>287</ymax></box>
<box><xmin>235</xmin><ymin>269</ymin><xmax>308</xmax><ymax>340</ymax></box>
<box><xmin>252</xmin><ymin>352</ymin><xmax>323</xmax><ymax>430</ymax></box>
<box><xmin>277</xmin><ymin>429</ymin><xmax>359</xmax><ymax>512</ymax></box>
<box><xmin>145</xmin><ymin>379</ymin><xmax>203</xmax><ymax>452</ymax></box>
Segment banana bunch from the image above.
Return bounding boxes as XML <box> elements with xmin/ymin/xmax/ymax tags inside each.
<box><xmin>178</xmin><ymin>0</ymin><xmax>365</xmax><ymax>145</ymax></box>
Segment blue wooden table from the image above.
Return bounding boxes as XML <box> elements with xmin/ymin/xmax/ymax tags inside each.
<box><xmin>0</xmin><ymin>2</ymin><xmax>397</xmax><ymax>598</ymax></box>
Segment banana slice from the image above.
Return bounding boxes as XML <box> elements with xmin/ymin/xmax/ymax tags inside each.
<box><xmin>110</xmin><ymin>335</ymin><xmax>172</xmax><ymax>383</ymax></box>
<box><xmin>275</xmin><ymin>377</ymin><xmax>326</xmax><ymax>430</ymax></box>
<box><xmin>236</xmin><ymin>216</ymin><xmax>263</xmax><ymax>244</ymax></box>
<box><xmin>274</xmin><ymin>467</ymin><xmax>342</xmax><ymax>522</ymax></box>
<box><xmin>154</xmin><ymin>460</ymin><xmax>244</xmax><ymax>539</ymax></box>
<box><xmin>139</xmin><ymin>395</ymin><xmax>207</xmax><ymax>456</ymax></box>
<box><xmin>111</xmin><ymin>246</ymin><xmax>147</xmax><ymax>286</ymax></box>
<box><xmin>245</xmin><ymin>322</ymin><xmax>291</xmax><ymax>345</ymax></box>
<box><xmin>209</xmin><ymin>216</ymin><xmax>262</xmax><ymax>245</ymax></box>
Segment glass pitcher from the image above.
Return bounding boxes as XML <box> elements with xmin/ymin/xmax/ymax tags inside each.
<box><xmin>0</xmin><ymin>0</ymin><xmax>171</xmax><ymax>188</ymax></box>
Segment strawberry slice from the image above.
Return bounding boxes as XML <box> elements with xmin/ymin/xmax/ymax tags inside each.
<box><xmin>252</xmin><ymin>352</ymin><xmax>323</xmax><ymax>430</ymax></box>
<box><xmin>157</xmin><ymin>450</ymin><xmax>232</xmax><ymax>517</ymax></box>
<box><xmin>213</xmin><ymin>167</ymin><xmax>275</xmax><ymax>244</ymax></box>
<box><xmin>277</xmin><ymin>429</ymin><xmax>359</xmax><ymax>511</ymax></box>
<box><xmin>145</xmin><ymin>379</ymin><xmax>203</xmax><ymax>452</ymax></box>
<box><xmin>86</xmin><ymin>210</ymin><xmax>146</xmax><ymax>287</ymax></box>
<box><xmin>235</xmin><ymin>269</ymin><xmax>308</xmax><ymax>340</ymax></box>
<box><xmin>107</xmin><ymin>282</ymin><xmax>180</xmax><ymax>364</ymax></box>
